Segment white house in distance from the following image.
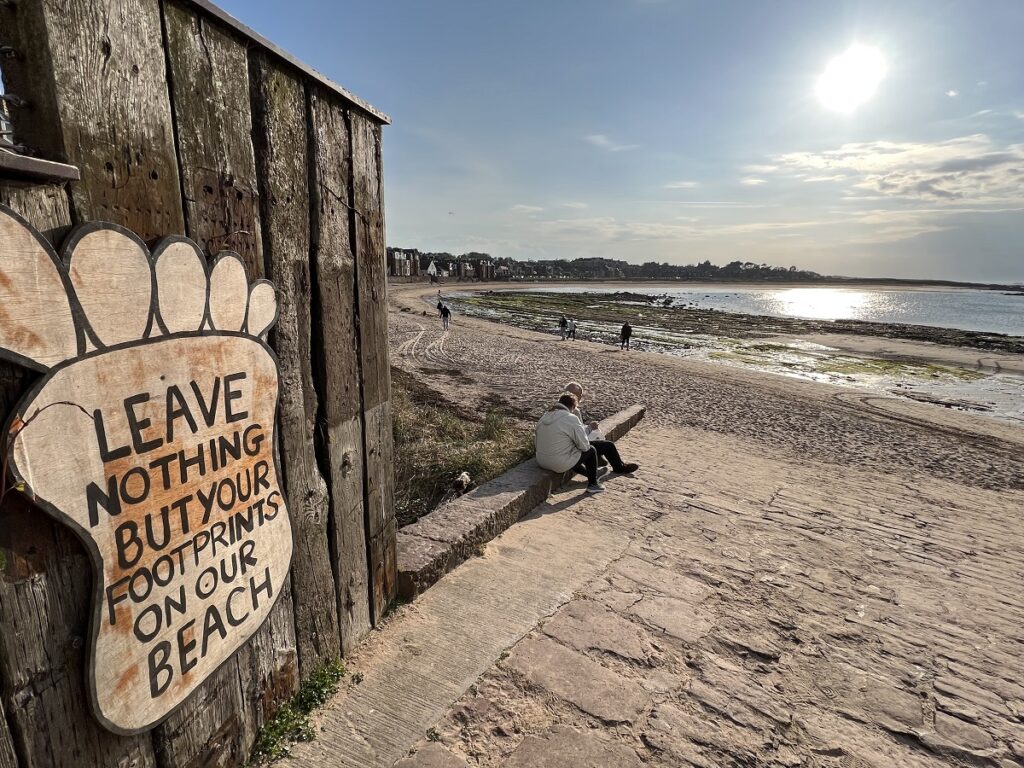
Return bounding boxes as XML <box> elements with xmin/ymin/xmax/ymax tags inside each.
<box><xmin>425</xmin><ymin>260</ymin><xmax>438</xmax><ymax>277</ymax></box>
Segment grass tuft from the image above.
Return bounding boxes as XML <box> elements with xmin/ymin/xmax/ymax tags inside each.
<box><xmin>249</xmin><ymin>659</ymin><xmax>346</xmax><ymax>764</ymax></box>
<box><xmin>392</xmin><ymin>367</ymin><xmax>535</xmax><ymax>527</ymax></box>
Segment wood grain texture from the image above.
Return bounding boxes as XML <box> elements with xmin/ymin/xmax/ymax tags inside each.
<box><xmin>0</xmin><ymin>186</ymin><xmax>157</xmax><ymax>768</ymax></box>
<box><xmin>309</xmin><ymin>92</ymin><xmax>372</xmax><ymax>652</ymax></box>
<box><xmin>350</xmin><ymin>113</ymin><xmax>396</xmax><ymax>622</ymax></box>
<box><xmin>0</xmin><ymin>206</ymin><xmax>78</xmax><ymax>369</ymax></box>
<box><xmin>0</xmin><ymin>4</ymin><xmax>65</xmax><ymax>163</ymax></box>
<box><xmin>251</xmin><ymin>53</ymin><xmax>342</xmax><ymax>674</ymax></box>
<box><xmin>361</xmin><ymin>402</ymin><xmax>396</xmax><ymax>625</ymax></box>
<box><xmin>158</xmin><ymin>9</ymin><xmax>300</xmax><ymax>761</ymax></box>
<box><xmin>66</xmin><ymin>226</ymin><xmax>153</xmax><ymax>347</ymax></box>
<box><xmin>164</xmin><ymin>1</ymin><xmax>262</xmax><ymax>274</ymax></box>
<box><xmin>0</xmin><ymin>696</ymin><xmax>15</xmax><ymax>768</ymax></box>
<box><xmin>35</xmin><ymin>0</ymin><xmax>185</xmax><ymax>239</ymax></box>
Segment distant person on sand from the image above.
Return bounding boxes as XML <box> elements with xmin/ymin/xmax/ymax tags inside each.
<box><xmin>436</xmin><ymin>298</ymin><xmax>444</xmax><ymax>316</ymax></box>
<box><xmin>568</xmin><ymin>319</ymin><xmax>577</xmax><ymax>340</ymax></box>
<box><xmin>534</xmin><ymin>392</ymin><xmax>638</xmax><ymax>494</ymax></box>
<box><xmin>441</xmin><ymin>304</ymin><xmax>451</xmax><ymax>330</ymax></box>
<box><xmin>558</xmin><ymin>314</ymin><xmax>568</xmax><ymax>340</ymax></box>
<box><xmin>620</xmin><ymin>321</ymin><xmax>632</xmax><ymax>350</ymax></box>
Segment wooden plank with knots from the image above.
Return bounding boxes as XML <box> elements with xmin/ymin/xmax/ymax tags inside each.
<box><xmin>33</xmin><ymin>0</ymin><xmax>185</xmax><ymax>240</ymax></box>
<box><xmin>309</xmin><ymin>89</ymin><xmax>373</xmax><ymax>653</ymax></box>
<box><xmin>350</xmin><ymin>112</ymin><xmax>396</xmax><ymax>623</ymax></box>
<box><xmin>251</xmin><ymin>51</ymin><xmax>344</xmax><ymax>674</ymax></box>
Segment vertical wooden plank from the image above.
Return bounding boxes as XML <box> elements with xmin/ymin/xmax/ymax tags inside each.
<box><xmin>25</xmin><ymin>0</ymin><xmax>184</xmax><ymax>238</ymax></box>
<box><xmin>0</xmin><ymin>2</ymin><xmax>65</xmax><ymax>163</ymax></box>
<box><xmin>153</xmin><ymin>9</ymin><xmax>298</xmax><ymax>765</ymax></box>
<box><xmin>250</xmin><ymin>53</ymin><xmax>342</xmax><ymax>675</ymax></box>
<box><xmin>309</xmin><ymin>91</ymin><xmax>372</xmax><ymax>653</ymax></box>
<box><xmin>350</xmin><ymin>112</ymin><xmax>396</xmax><ymax>623</ymax></box>
<box><xmin>40</xmin><ymin>0</ymin><xmax>183</xmax><ymax>236</ymax></box>
<box><xmin>163</xmin><ymin>1</ymin><xmax>262</xmax><ymax>273</ymax></box>
<box><xmin>0</xmin><ymin>186</ymin><xmax>157</xmax><ymax>768</ymax></box>
<box><xmin>0</xmin><ymin>695</ymin><xmax>16</xmax><ymax>768</ymax></box>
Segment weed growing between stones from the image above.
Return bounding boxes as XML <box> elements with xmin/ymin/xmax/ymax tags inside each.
<box><xmin>249</xmin><ymin>659</ymin><xmax>346</xmax><ymax>764</ymax></box>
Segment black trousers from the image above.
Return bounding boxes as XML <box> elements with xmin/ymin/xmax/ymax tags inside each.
<box><xmin>573</xmin><ymin>439</ymin><xmax>625</xmax><ymax>483</ymax></box>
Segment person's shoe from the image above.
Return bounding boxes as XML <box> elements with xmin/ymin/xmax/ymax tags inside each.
<box><xmin>597</xmin><ymin>465</ymin><xmax>611</xmax><ymax>478</ymax></box>
<box><xmin>615</xmin><ymin>462</ymin><xmax>639</xmax><ymax>474</ymax></box>
<box><xmin>585</xmin><ymin>482</ymin><xmax>606</xmax><ymax>494</ymax></box>
<box><xmin>597</xmin><ymin>458</ymin><xmax>609</xmax><ymax>468</ymax></box>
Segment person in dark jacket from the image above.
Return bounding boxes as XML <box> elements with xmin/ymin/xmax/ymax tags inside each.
<box><xmin>441</xmin><ymin>304</ymin><xmax>452</xmax><ymax>330</ymax></box>
<box><xmin>620</xmin><ymin>322</ymin><xmax>632</xmax><ymax>350</ymax></box>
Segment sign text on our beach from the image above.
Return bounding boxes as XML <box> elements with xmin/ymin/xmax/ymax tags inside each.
<box><xmin>0</xmin><ymin>206</ymin><xmax>293</xmax><ymax>734</ymax></box>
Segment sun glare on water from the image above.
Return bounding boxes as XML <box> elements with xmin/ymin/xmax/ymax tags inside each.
<box><xmin>816</xmin><ymin>44</ymin><xmax>887</xmax><ymax>113</ymax></box>
<box><xmin>770</xmin><ymin>288</ymin><xmax>873</xmax><ymax>320</ymax></box>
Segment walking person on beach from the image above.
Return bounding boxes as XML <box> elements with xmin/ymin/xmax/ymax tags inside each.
<box><xmin>568</xmin><ymin>319</ymin><xmax>577</xmax><ymax>340</ymax></box>
<box><xmin>534</xmin><ymin>393</ymin><xmax>638</xmax><ymax>494</ymax></box>
<box><xmin>436</xmin><ymin>298</ymin><xmax>444</xmax><ymax>317</ymax></box>
<box><xmin>620</xmin><ymin>321</ymin><xmax>632</xmax><ymax>350</ymax></box>
<box><xmin>440</xmin><ymin>304</ymin><xmax>451</xmax><ymax>330</ymax></box>
<box><xmin>558</xmin><ymin>314</ymin><xmax>568</xmax><ymax>340</ymax></box>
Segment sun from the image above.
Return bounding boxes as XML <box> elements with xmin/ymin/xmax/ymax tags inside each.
<box><xmin>816</xmin><ymin>44</ymin><xmax>887</xmax><ymax>113</ymax></box>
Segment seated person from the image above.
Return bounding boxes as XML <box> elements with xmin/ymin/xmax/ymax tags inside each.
<box><xmin>565</xmin><ymin>381</ymin><xmax>630</xmax><ymax>467</ymax></box>
<box><xmin>535</xmin><ymin>392</ymin><xmax>638</xmax><ymax>494</ymax></box>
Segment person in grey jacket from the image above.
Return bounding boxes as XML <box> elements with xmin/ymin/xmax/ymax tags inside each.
<box><xmin>535</xmin><ymin>393</ymin><xmax>637</xmax><ymax>493</ymax></box>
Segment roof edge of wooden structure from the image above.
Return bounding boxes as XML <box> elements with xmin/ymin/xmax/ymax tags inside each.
<box><xmin>184</xmin><ymin>0</ymin><xmax>392</xmax><ymax>125</ymax></box>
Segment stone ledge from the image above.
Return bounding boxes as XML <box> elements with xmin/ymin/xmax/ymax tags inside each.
<box><xmin>397</xmin><ymin>405</ymin><xmax>646</xmax><ymax>599</ymax></box>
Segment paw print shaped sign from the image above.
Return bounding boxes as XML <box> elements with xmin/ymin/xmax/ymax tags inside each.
<box><xmin>0</xmin><ymin>205</ymin><xmax>293</xmax><ymax>734</ymax></box>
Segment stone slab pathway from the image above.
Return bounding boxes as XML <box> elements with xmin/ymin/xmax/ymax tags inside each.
<box><xmin>289</xmin><ymin>420</ymin><xmax>1024</xmax><ymax>767</ymax></box>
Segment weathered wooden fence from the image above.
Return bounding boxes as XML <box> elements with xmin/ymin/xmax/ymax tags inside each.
<box><xmin>0</xmin><ymin>1</ymin><xmax>395</xmax><ymax>765</ymax></box>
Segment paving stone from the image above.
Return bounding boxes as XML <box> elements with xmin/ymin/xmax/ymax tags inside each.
<box><xmin>504</xmin><ymin>636</ymin><xmax>649</xmax><ymax>723</ymax></box>
<box><xmin>934</xmin><ymin>712</ymin><xmax>995</xmax><ymax>751</ymax></box>
<box><xmin>862</xmin><ymin>684</ymin><xmax>923</xmax><ymax>730</ymax></box>
<box><xmin>630</xmin><ymin>594</ymin><xmax>714</xmax><ymax>645</ymax></box>
<box><xmin>542</xmin><ymin>599</ymin><xmax>652</xmax><ymax>663</ymax></box>
<box><xmin>393</xmin><ymin>743</ymin><xmax>468</xmax><ymax>767</ymax></box>
<box><xmin>644</xmin><ymin>702</ymin><xmax>760</xmax><ymax>764</ymax></box>
<box><xmin>611</xmin><ymin>556</ymin><xmax>710</xmax><ymax>602</ymax></box>
<box><xmin>503</xmin><ymin>725</ymin><xmax>643</xmax><ymax>768</ymax></box>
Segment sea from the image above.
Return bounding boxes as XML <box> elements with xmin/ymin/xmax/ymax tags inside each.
<box><xmin>532</xmin><ymin>284</ymin><xmax>1024</xmax><ymax>337</ymax></box>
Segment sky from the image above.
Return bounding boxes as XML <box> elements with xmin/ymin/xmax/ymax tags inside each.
<box><xmin>218</xmin><ymin>0</ymin><xmax>1024</xmax><ymax>282</ymax></box>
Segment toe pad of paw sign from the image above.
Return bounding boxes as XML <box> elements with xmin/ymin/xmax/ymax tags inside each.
<box><xmin>0</xmin><ymin>204</ymin><xmax>292</xmax><ymax>734</ymax></box>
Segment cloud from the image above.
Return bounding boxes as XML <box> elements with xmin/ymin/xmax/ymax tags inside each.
<box><xmin>561</xmin><ymin>202</ymin><xmax>588</xmax><ymax>209</ymax></box>
<box><xmin>664</xmin><ymin>180</ymin><xmax>699</xmax><ymax>189</ymax></box>
<box><xmin>583</xmin><ymin>134</ymin><xmax>639</xmax><ymax>152</ymax></box>
<box><xmin>775</xmin><ymin>134</ymin><xmax>1024</xmax><ymax>202</ymax></box>
<box><xmin>741</xmin><ymin>164</ymin><xmax>778</xmax><ymax>174</ymax></box>
<box><xmin>740</xmin><ymin>177</ymin><xmax>767</xmax><ymax>186</ymax></box>
<box><xmin>674</xmin><ymin>201</ymin><xmax>779</xmax><ymax>208</ymax></box>
<box><xmin>1015</xmin><ymin>111</ymin><xmax>1024</xmax><ymax>120</ymax></box>
<box><xmin>804</xmin><ymin>174</ymin><xmax>848</xmax><ymax>182</ymax></box>
<box><xmin>946</xmin><ymin>89</ymin><xmax>959</xmax><ymax>98</ymax></box>
<box><xmin>510</xmin><ymin>204</ymin><xmax>543</xmax><ymax>213</ymax></box>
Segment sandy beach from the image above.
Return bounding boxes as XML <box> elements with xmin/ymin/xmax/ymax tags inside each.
<box><xmin>278</xmin><ymin>284</ymin><xmax>1024</xmax><ymax>768</ymax></box>
<box><xmin>392</xmin><ymin>283</ymin><xmax>1024</xmax><ymax>489</ymax></box>
<box><xmin>282</xmin><ymin>282</ymin><xmax>1024</xmax><ymax>766</ymax></box>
